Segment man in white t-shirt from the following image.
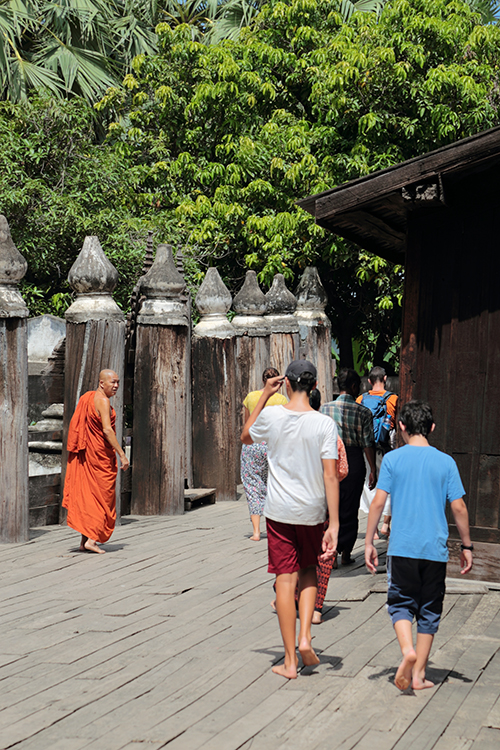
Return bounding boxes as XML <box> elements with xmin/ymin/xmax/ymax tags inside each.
<box><xmin>241</xmin><ymin>360</ymin><xmax>339</xmax><ymax>679</ymax></box>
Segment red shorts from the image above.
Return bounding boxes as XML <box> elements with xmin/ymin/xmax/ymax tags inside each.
<box><xmin>266</xmin><ymin>518</ymin><xmax>324</xmax><ymax>575</ymax></box>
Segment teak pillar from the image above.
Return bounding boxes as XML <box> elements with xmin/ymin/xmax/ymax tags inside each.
<box><xmin>0</xmin><ymin>216</ymin><xmax>29</xmax><ymax>543</ymax></box>
<box><xmin>62</xmin><ymin>236</ymin><xmax>126</xmax><ymax>521</ymax></box>
<box><xmin>232</xmin><ymin>270</ymin><xmax>271</xmax><ymax>482</ymax></box>
<box><xmin>192</xmin><ymin>268</ymin><xmax>238</xmax><ymax>501</ymax></box>
<box><xmin>264</xmin><ymin>273</ymin><xmax>299</xmax><ymax>377</ymax></box>
<box><xmin>131</xmin><ymin>244</ymin><xmax>189</xmax><ymax>515</ymax></box>
<box><xmin>232</xmin><ymin>270</ymin><xmax>271</xmax><ymax>416</ymax></box>
<box><xmin>295</xmin><ymin>266</ymin><xmax>334</xmax><ymax>402</ymax></box>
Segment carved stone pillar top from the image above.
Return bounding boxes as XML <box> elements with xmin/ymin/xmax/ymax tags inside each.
<box><xmin>232</xmin><ymin>270</ymin><xmax>270</xmax><ymax>336</ymax></box>
<box><xmin>137</xmin><ymin>244</ymin><xmax>188</xmax><ymax>326</ymax></box>
<box><xmin>0</xmin><ymin>215</ymin><xmax>28</xmax><ymax>318</ymax></box>
<box><xmin>65</xmin><ymin>236</ymin><xmax>124</xmax><ymax>323</ymax></box>
<box><xmin>194</xmin><ymin>267</ymin><xmax>234</xmax><ymax>338</ymax></box>
<box><xmin>295</xmin><ymin>266</ymin><xmax>331</xmax><ymax>328</ymax></box>
<box><xmin>264</xmin><ymin>273</ymin><xmax>298</xmax><ymax>333</ymax></box>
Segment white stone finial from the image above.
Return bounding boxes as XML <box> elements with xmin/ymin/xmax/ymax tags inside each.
<box><xmin>65</xmin><ymin>236</ymin><xmax>124</xmax><ymax>323</ymax></box>
<box><xmin>194</xmin><ymin>267</ymin><xmax>234</xmax><ymax>338</ymax></box>
<box><xmin>0</xmin><ymin>215</ymin><xmax>28</xmax><ymax>318</ymax></box>
<box><xmin>232</xmin><ymin>270</ymin><xmax>270</xmax><ymax>336</ymax></box>
<box><xmin>137</xmin><ymin>244</ymin><xmax>188</xmax><ymax>326</ymax></box>
<box><xmin>295</xmin><ymin>266</ymin><xmax>331</xmax><ymax>328</ymax></box>
<box><xmin>264</xmin><ymin>273</ymin><xmax>298</xmax><ymax>333</ymax></box>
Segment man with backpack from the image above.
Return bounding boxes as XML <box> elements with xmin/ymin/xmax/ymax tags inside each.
<box><xmin>357</xmin><ymin>366</ymin><xmax>398</xmax><ymax>536</ymax></box>
<box><xmin>357</xmin><ymin>366</ymin><xmax>398</xmax><ymax>452</ymax></box>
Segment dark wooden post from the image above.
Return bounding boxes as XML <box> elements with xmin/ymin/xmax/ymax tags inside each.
<box><xmin>264</xmin><ymin>273</ymin><xmax>299</xmax><ymax>377</ymax></box>
<box><xmin>62</xmin><ymin>236</ymin><xmax>126</xmax><ymax>521</ymax></box>
<box><xmin>232</xmin><ymin>270</ymin><xmax>270</xmax><ymax>482</ymax></box>
<box><xmin>192</xmin><ymin>268</ymin><xmax>238</xmax><ymax>501</ymax></box>
<box><xmin>0</xmin><ymin>216</ymin><xmax>29</xmax><ymax>543</ymax></box>
<box><xmin>295</xmin><ymin>266</ymin><xmax>334</xmax><ymax>402</ymax></box>
<box><xmin>232</xmin><ymin>270</ymin><xmax>271</xmax><ymax>415</ymax></box>
<box><xmin>131</xmin><ymin>244</ymin><xmax>189</xmax><ymax>515</ymax></box>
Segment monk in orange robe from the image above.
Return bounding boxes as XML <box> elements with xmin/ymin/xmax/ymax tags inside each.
<box><xmin>63</xmin><ymin>369</ymin><xmax>129</xmax><ymax>554</ymax></box>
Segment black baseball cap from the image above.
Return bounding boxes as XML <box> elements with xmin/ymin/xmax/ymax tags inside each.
<box><xmin>285</xmin><ymin>360</ymin><xmax>317</xmax><ymax>382</ymax></box>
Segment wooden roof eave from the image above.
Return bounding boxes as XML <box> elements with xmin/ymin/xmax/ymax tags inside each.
<box><xmin>298</xmin><ymin>125</ymin><xmax>500</xmax><ymax>261</ymax></box>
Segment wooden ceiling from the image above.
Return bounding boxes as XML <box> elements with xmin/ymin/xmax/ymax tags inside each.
<box><xmin>298</xmin><ymin>126</ymin><xmax>500</xmax><ymax>263</ymax></box>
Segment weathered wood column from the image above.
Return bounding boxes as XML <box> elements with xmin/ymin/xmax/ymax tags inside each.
<box><xmin>295</xmin><ymin>266</ymin><xmax>334</xmax><ymax>402</ymax></box>
<box><xmin>232</xmin><ymin>270</ymin><xmax>271</xmax><ymax>413</ymax></box>
<box><xmin>131</xmin><ymin>244</ymin><xmax>189</xmax><ymax>515</ymax></box>
<box><xmin>62</xmin><ymin>236</ymin><xmax>126</xmax><ymax>521</ymax></box>
<box><xmin>232</xmin><ymin>270</ymin><xmax>271</xmax><ymax>483</ymax></box>
<box><xmin>192</xmin><ymin>268</ymin><xmax>238</xmax><ymax>501</ymax></box>
<box><xmin>264</xmin><ymin>273</ymin><xmax>299</xmax><ymax>377</ymax></box>
<box><xmin>0</xmin><ymin>216</ymin><xmax>29</xmax><ymax>543</ymax></box>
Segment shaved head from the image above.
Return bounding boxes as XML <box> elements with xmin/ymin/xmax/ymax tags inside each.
<box><xmin>98</xmin><ymin>369</ymin><xmax>120</xmax><ymax>398</ymax></box>
<box><xmin>99</xmin><ymin>369</ymin><xmax>118</xmax><ymax>382</ymax></box>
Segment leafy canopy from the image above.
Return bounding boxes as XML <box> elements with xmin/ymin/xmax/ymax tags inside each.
<box><xmin>94</xmin><ymin>0</ymin><xmax>500</xmax><ymax>365</ymax></box>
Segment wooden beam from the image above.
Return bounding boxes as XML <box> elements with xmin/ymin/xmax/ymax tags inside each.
<box><xmin>311</xmin><ymin>126</ymin><xmax>500</xmax><ymax>220</ymax></box>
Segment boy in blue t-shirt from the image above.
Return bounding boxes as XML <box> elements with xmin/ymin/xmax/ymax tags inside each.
<box><xmin>365</xmin><ymin>401</ymin><xmax>473</xmax><ymax>692</ymax></box>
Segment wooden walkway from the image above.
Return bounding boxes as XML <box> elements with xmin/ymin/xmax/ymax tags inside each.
<box><xmin>1</xmin><ymin>496</ymin><xmax>500</xmax><ymax>750</ymax></box>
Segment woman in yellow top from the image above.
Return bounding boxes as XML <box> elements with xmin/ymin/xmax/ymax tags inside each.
<box><xmin>241</xmin><ymin>367</ymin><xmax>288</xmax><ymax>540</ymax></box>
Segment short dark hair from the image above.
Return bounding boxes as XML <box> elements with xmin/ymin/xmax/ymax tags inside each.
<box><xmin>337</xmin><ymin>367</ymin><xmax>361</xmax><ymax>394</ymax></box>
<box><xmin>288</xmin><ymin>371</ymin><xmax>316</xmax><ymax>395</ymax></box>
<box><xmin>309</xmin><ymin>388</ymin><xmax>321</xmax><ymax>411</ymax></box>
<box><xmin>368</xmin><ymin>366</ymin><xmax>386</xmax><ymax>384</ymax></box>
<box><xmin>399</xmin><ymin>400</ymin><xmax>434</xmax><ymax>437</ymax></box>
<box><xmin>262</xmin><ymin>367</ymin><xmax>279</xmax><ymax>383</ymax></box>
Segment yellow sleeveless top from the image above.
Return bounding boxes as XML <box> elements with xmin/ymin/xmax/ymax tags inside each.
<box><xmin>243</xmin><ymin>390</ymin><xmax>288</xmax><ymax>415</ymax></box>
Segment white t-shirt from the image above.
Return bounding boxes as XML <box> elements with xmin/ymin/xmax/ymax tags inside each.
<box><xmin>249</xmin><ymin>406</ymin><xmax>338</xmax><ymax>525</ymax></box>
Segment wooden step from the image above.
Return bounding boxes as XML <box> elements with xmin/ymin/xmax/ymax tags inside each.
<box><xmin>184</xmin><ymin>488</ymin><xmax>216</xmax><ymax>511</ymax></box>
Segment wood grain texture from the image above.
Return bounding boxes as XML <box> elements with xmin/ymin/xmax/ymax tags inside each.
<box><xmin>0</xmin><ymin>319</ymin><xmax>28</xmax><ymax>542</ymax></box>
<box><xmin>192</xmin><ymin>335</ymin><xmax>238</xmax><ymax>502</ymax></box>
<box><xmin>297</xmin><ymin>322</ymin><xmax>333</xmax><ymax>403</ymax></box>
<box><xmin>131</xmin><ymin>324</ymin><xmax>187</xmax><ymax>515</ymax></box>
<box><xmin>269</xmin><ymin>332</ymin><xmax>299</xmax><ymax>381</ymax></box>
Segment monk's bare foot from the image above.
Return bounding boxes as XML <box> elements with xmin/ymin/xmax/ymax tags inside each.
<box><xmin>84</xmin><ymin>539</ymin><xmax>106</xmax><ymax>554</ymax></box>
<box><xmin>312</xmin><ymin>611</ymin><xmax>323</xmax><ymax>625</ymax></box>
<box><xmin>272</xmin><ymin>662</ymin><xmax>297</xmax><ymax>679</ymax></box>
<box><xmin>395</xmin><ymin>649</ymin><xmax>417</xmax><ymax>690</ymax></box>
<box><xmin>412</xmin><ymin>676</ymin><xmax>435</xmax><ymax>690</ymax></box>
<box><xmin>250</xmin><ymin>534</ymin><xmax>261</xmax><ymax>541</ymax></box>
<box><xmin>299</xmin><ymin>637</ymin><xmax>320</xmax><ymax>666</ymax></box>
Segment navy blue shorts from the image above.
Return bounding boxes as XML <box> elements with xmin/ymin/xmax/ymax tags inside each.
<box><xmin>387</xmin><ymin>556</ymin><xmax>446</xmax><ymax>635</ymax></box>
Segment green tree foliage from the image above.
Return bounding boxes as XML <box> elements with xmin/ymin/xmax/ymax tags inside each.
<box><xmin>0</xmin><ymin>0</ymin><xmax>390</xmax><ymax>102</ymax></box>
<box><xmin>0</xmin><ymin>96</ymin><xmax>176</xmax><ymax>314</ymax></box>
<box><xmin>0</xmin><ymin>0</ymin><xmax>159</xmax><ymax>101</ymax></box>
<box><xmin>94</xmin><ymin>0</ymin><xmax>500</xmax><ymax>367</ymax></box>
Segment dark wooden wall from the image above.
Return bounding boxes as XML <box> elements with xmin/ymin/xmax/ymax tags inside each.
<box><xmin>400</xmin><ymin>198</ymin><xmax>500</xmax><ymax>580</ymax></box>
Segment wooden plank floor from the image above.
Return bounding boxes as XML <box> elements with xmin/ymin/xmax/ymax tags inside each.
<box><xmin>1</xmin><ymin>495</ymin><xmax>499</xmax><ymax>750</ymax></box>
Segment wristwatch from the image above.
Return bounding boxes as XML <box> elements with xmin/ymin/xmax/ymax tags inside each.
<box><xmin>460</xmin><ymin>543</ymin><xmax>474</xmax><ymax>551</ymax></box>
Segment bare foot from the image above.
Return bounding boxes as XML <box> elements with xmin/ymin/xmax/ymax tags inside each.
<box><xmin>270</xmin><ymin>599</ymin><xmax>276</xmax><ymax>612</ymax></box>
<box><xmin>272</xmin><ymin>663</ymin><xmax>297</xmax><ymax>679</ymax></box>
<box><xmin>395</xmin><ymin>649</ymin><xmax>417</xmax><ymax>690</ymax></box>
<box><xmin>84</xmin><ymin>539</ymin><xmax>106</xmax><ymax>554</ymax></box>
<box><xmin>312</xmin><ymin>611</ymin><xmax>323</xmax><ymax>625</ymax></box>
<box><xmin>250</xmin><ymin>534</ymin><xmax>261</xmax><ymax>541</ymax></box>
<box><xmin>374</xmin><ymin>530</ymin><xmax>380</xmax><ymax>540</ymax></box>
<box><xmin>299</xmin><ymin>637</ymin><xmax>320</xmax><ymax>666</ymax></box>
<box><xmin>413</xmin><ymin>676</ymin><xmax>435</xmax><ymax>690</ymax></box>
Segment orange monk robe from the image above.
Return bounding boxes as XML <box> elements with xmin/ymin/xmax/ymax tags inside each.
<box><xmin>63</xmin><ymin>391</ymin><xmax>117</xmax><ymax>543</ymax></box>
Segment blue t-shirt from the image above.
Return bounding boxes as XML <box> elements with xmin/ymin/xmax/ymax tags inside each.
<box><xmin>377</xmin><ymin>445</ymin><xmax>465</xmax><ymax>563</ymax></box>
